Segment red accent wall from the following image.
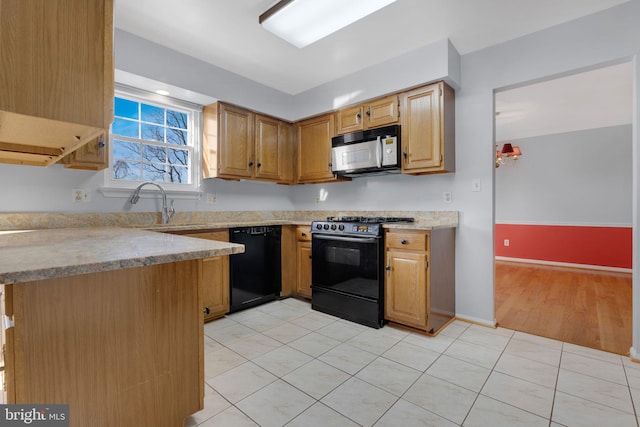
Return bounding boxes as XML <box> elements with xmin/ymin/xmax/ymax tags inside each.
<box><xmin>495</xmin><ymin>224</ymin><xmax>632</xmax><ymax>269</ymax></box>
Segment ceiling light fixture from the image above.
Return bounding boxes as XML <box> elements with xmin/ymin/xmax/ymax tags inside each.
<box><xmin>259</xmin><ymin>0</ymin><xmax>397</xmax><ymax>48</ymax></box>
<box><xmin>496</xmin><ymin>143</ymin><xmax>522</xmax><ymax>168</ymax></box>
<box><xmin>155</xmin><ymin>89</ymin><xmax>170</xmax><ymax>96</ymax></box>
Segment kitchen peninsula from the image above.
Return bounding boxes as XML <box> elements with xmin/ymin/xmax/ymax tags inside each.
<box><xmin>0</xmin><ymin>228</ymin><xmax>244</xmax><ymax>427</ymax></box>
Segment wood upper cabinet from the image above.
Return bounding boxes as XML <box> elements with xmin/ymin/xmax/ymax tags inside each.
<box><xmin>61</xmin><ymin>133</ymin><xmax>108</xmax><ymax>170</ymax></box>
<box><xmin>384</xmin><ymin>228</ymin><xmax>455</xmax><ymax>334</ymax></box>
<box><xmin>295</xmin><ymin>226</ymin><xmax>312</xmax><ymax>299</ymax></box>
<box><xmin>203</xmin><ymin>103</ymin><xmax>294</xmax><ymax>184</ymax></box>
<box><xmin>181</xmin><ymin>230</ymin><xmax>230</xmax><ymax>322</ymax></box>
<box><xmin>297</xmin><ymin>113</ymin><xmax>337</xmax><ymax>183</ymax></box>
<box><xmin>400</xmin><ymin>82</ymin><xmax>455</xmax><ymax>174</ymax></box>
<box><xmin>0</xmin><ymin>0</ymin><xmax>114</xmax><ymax>168</ymax></box>
<box><xmin>218</xmin><ymin>103</ymin><xmax>255</xmax><ymax>178</ymax></box>
<box><xmin>335</xmin><ymin>95</ymin><xmax>398</xmax><ymax>135</ymax></box>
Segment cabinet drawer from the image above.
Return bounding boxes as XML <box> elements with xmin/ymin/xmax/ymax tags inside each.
<box><xmin>183</xmin><ymin>230</ymin><xmax>229</xmax><ymax>242</ymax></box>
<box><xmin>296</xmin><ymin>226</ymin><xmax>311</xmax><ymax>241</ymax></box>
<box><xmin>386</xmin><ymin>231</ymin><xmax>428</xmax><ymax>251</ymax></box>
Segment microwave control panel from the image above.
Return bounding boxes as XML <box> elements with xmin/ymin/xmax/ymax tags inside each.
<box><xmin>381</xmin><ymin>136</ymin><xmax>398</xmax><ymax>166</ymax></box>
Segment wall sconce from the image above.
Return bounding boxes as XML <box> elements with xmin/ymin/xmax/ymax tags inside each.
<box><xmin>496</xmin><ymin>143</ymin><xmax>522</xmax><ymax>168</ymax></box>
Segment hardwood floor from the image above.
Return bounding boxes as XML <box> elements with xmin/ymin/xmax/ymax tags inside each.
<box><xmin>495</xmin><ymin>260</ymin><xmax>632</xmax><ymax>355</ymax></box>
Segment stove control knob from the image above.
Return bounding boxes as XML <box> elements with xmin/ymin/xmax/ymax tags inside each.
<box><xmin>316</xmin><ymin>224</ymin><xmax>323</xmax><ymax>230</ymax></box>
<box><xmin>330</xmin><ymin>224</ymin><xmax>337</xmax><ymax>230</ymax></box>
<box><xmin>338</xmin><ymin>224</ymin><xmax>345</xmax><ymax>231</ymax></box>
<box><xmin>323</xmin><ymin>224</ymin><xmax>330</xmax><ymax>230</ymax></box>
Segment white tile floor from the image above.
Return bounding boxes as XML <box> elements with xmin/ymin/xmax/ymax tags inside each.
<box><xmin>186</xmin><ymin>298</ymin><xmax>640</xmax><ymax>427</ymax></box>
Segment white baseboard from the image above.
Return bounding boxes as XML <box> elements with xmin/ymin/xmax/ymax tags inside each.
<box><xmin>495</xmin><ymin>256</ymin><xmax>632</xmax><ymax>274</ymax></box>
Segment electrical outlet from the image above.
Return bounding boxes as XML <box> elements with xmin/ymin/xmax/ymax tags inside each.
<box><xmin>443</xmin><ymin>192</ymin><xmax>452</xmax><ymax>203</ymax></box>
<box><xmin>504</xmin><ymin>239</ymin><xmax>510</xmax><ymax>247</ymax></box>
<box><xmin>72</xmin><ymin>189</ymin><xmax>90</xmax><ymax>203</ymax></box>
<box><xmin>205</xmin><ymin>193</ymin><xmax>217</xmax><ymax>204</ymax></box>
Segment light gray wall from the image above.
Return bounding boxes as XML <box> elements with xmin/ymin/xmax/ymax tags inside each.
<box><xmin>496</xmin><ymin>125</ymin><xmax>633</xmax><ymax>226</ymax></box>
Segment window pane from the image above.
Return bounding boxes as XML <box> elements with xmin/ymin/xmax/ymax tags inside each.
<box><xmin>114</xmin><ymin>98</ymin><xmax>139</xmax><ymax>120</ymax></box>
<box><xmin>112</xmin><ymin>118</ymin><xmax>139</xmax><ymax>138</ymax></box>
<box><xmin>142</xmin><ymin>163</ymin><xmax>166</xmax><ymax>182</ymax></box>
<box><xmin>167</xmin><ymin>110</ymin><xmax>187</xmax><ymax>129</ymax></box>
<box><xmin>168</xmin><ymin>165</ymin><xmax>188</xmax><ymax>183</ymax></box>
<box><xmin>113</xmin><ymin>160</ymin><xmax>141</xmax><ymax>180</ymax></box>
<box><xmin>141</xmin><ymin>104</ymin><xmax>164</xmax><ymax>125</ymax></box>
<box><xmin>143</xmin><ymin>144</ymin><xmax>166</xmax><ymax>163</ymax></box>
<box><xmin>168</xmin><ymin>148</ymin><xmax>189</xmax><ymax>166</ymax></box>
<box><xmin>167</xmin><ymin>128</ymin><xmax>188</xmax><ymax>146</ymax></box>
<box><xmin>141</xmin><ymin>124</ymin><xmax>164</xmax><ymax>142</ymax></box>
<box><xmin>113</xmin><ymin>140</ymin><xmax>140</xmax><ymax>160</ymax></box>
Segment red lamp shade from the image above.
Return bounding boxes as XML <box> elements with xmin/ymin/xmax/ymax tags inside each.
<box><xmin>501</xmin><ymin>143</ymin><xmax>514</xmax><ymax>155</ymax></box>
<box><xmin>511</xmin><ymin>146</ymin><xmax>522</xmax><ymax>156</ymax></box>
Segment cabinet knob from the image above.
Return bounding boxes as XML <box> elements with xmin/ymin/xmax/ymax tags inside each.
<box><xmin>97</xmin><ymin>140</ymin><xmax>105</xmax><ymax>148</ymax></box>
<box><xmin>203</xmin><ymin>307</ymin><xmax>210</xmax><ymax>315</ymax></box>
<box><xmin>309</xmin><ymin>255</ymin><xmax>312</xmax><ymax>259</ymax></box>
<box><xmin>301</xmin><ymin>232</ymin><xmax>307</xmax><ymax>237</ymax></box>
<box><xmin>403</xmin><ymin>152</ymin><xmax>407</xmax><ymax>159</ymax></box>
<box><xmin>356</xmin><ymin>113</ymin><xmax>361</xmax><ymax>120</ymax></box>
<box><xmin>401</xmin><ymin>239</ymin><xmax>408</xmax><ymax>245</ymax></box>
<box><xmin>328</xmin><ymin>162</ymin><xmax>332</xmax><ymax>168</ymax></box>
<box><xmin>257</xmin><ymin>162</ymin><xmax>262</xmax><ymax>168</ymax></box>
<box><xmin>385</xmin><ymin>265</ymin><xmax>391</xmax><ymax>271</ymax></box>
<box><xmin>248</xmin><ymin>161</ymin><xmax>254</xmax><ymax>167</ymax></box>
<box><xmin>366</xmin><ymin>110</ymin><xmax>371</xmax><ymax>117</ymax></box>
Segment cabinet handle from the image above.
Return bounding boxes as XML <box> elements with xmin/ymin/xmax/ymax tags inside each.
<box><xmin>401</xmin><ymin>239</ymin><xmax>407</xmax><ymax>245</ymax></box>
<box><xmin>403</xmin><ymin>152</ymin><xmax>408</xmax><ymax>159</ymax></box>
<box><xmin>97</xmin><ymin>140</ymin><xmax>105</xmax><ymax>148</ymax></box>
<box><xmin>301</xmin><ymin>232</ymin><xmax>307</xmax><ymax>237</ymax></box>
<box><xmin>203</xmin><ymin>307</ymin><xmax>210</xmax><ymax>315</ymax></box>
<box><xmin>366</xmin><ymin>110</ymin><xmax>371</xmax><ymax>117</ymax></box>
<box><xmin>257</xmin><ymin>162</ymin><xmax>262</xmax><ymax>168</ymax></box>
<box><xmin>356</xmin><ymin>113</ymin><xmax>361</xmax><ymax>120</ymax></box>
<box><xmin>308</xmin><ymin>255</ymin><xmax>312</xmax><ymax>259</ymax></box>
<box><xmin>385</xmin><ymin>265</ymin><xmax>391</xmax><ymax>271</ymax></box>
<box><xmin>248</xmin><ymin>161</ymin><xmax>254</xmax><ymax>167</ymax></box>
<box><xmin>328</xmin><ymin>162</ymin><xmax>332</xmax><ymax>168</ymax></box>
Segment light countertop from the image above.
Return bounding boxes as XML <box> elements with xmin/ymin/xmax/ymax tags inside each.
<box><xmin>0</xmin><ymin>227</ymin><xmax>244</xmax><ymax>284</ymax></box>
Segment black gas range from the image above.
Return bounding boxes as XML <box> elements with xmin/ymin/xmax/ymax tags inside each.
<box><xmin>310</xmin><ymin>216</ymin><xmax>414</xmax><ymax>328</ymax></box>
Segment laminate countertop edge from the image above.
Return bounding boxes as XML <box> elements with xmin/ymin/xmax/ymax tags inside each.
<box><xmin>0</xmin><ymin>227</ymin><xmax>244</xmax><ymax>284</ymax></box>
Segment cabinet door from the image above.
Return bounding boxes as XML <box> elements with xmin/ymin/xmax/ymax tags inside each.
<box><xmin>365</xmin><ymin>95</ymin><xmax>398</xmax><ymax>129</ymax></box>
<box><xmin>297</xmin><ymin>114</ymin><xmax>336</xmax><ymax>182</ymax></box>
<box><xmin>278</xmin><ymin>122</ymin><xmax>295</xmax><ymax>184</ymax></box>
<box><xmin>218</xmin><ymin>103</ymin><xmax>254</xmax><ymax>178</ymax></box>
<box><xmin>201</xmin><ymin>256</ymin><xmax>229</xmax><ymax>321</ymax></box>
<box><xmin>385</xmin><ymin>250</ymin><xmax>426</xmax><ymax>328</ymax></box>
<box><xmin>335</xmin><ymin>105</ymin><xmax>364</xmax><ymax>135</ymax></box>
<box><xmin>63</xmin><ymin>133</ymin><xmax>108</xmax><ymax>170</ymax></box>
<box><xmin>255</xmin><ymin>114</ymin><xmax>282</xmax><ymax>181</ymax></box>
<box><xmin>296</xmin><ymin>241</ymin><xmax>312</xmax><ymax>299</ymax></box>
<box><xmin>400</xmin><ymin>83</ymin><xmax>443</xmax><ymax>172</ymax></box>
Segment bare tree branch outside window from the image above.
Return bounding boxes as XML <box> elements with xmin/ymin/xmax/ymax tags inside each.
<box><xmin>112</xmin><ymin>98</ymin><xmax>191</xmax><ymax>184</ymax></box>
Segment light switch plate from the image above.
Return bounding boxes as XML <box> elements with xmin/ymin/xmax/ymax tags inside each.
<box><xmin>472</xmin><ymin>179</ymin><xmax>481</xmax><ymax>192</ymax></box>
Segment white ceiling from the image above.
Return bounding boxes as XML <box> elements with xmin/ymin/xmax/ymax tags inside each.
<box><xmin>114</xmin><ymin>0</ymin><xmax>630</xmax><ymax>95</ymax></box>
<box><xmin>495</xmin><ymin>62</ymin><xmax>633</xmax><ymax>141</ymax></box>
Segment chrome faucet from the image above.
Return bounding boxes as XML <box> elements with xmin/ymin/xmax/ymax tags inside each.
<box><xmin>129</xmin><ymin>182</ymin><xmax>175</xmax><ymax>224</ymax></box>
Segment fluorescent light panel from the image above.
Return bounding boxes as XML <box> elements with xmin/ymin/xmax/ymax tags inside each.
<box><xmin>260</xmin><ymin>0</ymin><xmax>397</xmax><ymax>48</ymax></box>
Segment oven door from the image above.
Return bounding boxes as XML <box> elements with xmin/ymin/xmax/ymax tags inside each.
<box><xmin>312</xmin><ymin>233</ymin><xmax>382</xmax><ymax>299</ymax></box>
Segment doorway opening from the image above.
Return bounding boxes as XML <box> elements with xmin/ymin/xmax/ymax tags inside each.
<box><xmin>494</xmin><ymin>62</ymin><xmax>633</xmax><ymax>355</ymax></box>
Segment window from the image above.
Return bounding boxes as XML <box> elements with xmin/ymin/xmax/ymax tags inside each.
<box><xmin>105</xmin><ymin>86</ymin><xmax>201</xmax><ymax>193</ymax></box>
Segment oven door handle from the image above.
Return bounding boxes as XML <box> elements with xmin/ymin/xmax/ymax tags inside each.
<box><xmin>313</xmin><ymin>234</ymin><xmax>379</xmax><ymax>244</ymax></box>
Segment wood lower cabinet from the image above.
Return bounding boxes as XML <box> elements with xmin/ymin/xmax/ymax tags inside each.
<box><xmin>384</xmin><ymin>228</ymin><xmax>455</xmax><ymax>334</ymax></box>
<box><xmin>181</xmin><ymin>230</ymin><xmax>230</xmax><ymax>321</ymax></box>
<box><xmin>400</xmin><ymin>81</ymin><xmax>455</xmax><ymax>174</ymax></box>
<box><xmin>2</xmin><ymin>261</ymin><xmax>203</xmax><ymax>426</ymax></box>
<box><xmin>297</xmin><ymin>113</ymin><xmax>340</xmax><ymax>183</ymax></box>
<box><xmin>0</xmin><ymin>0</ymin><xmax>114</xmax><ymax>167</ymax></box>
<box><xmin>295</xmin><ymin>226</ymin><xmax>312</xmax><ymax>299</ymax></box>
<box><xmin>203</xmin><ymin>103</ymin><xmax>294</xmax><ymax>184</ymax></box>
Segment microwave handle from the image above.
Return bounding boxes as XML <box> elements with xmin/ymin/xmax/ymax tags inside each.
<box><xmin>376</xmin><ymin>136</ymin><xmax>382</xmax><ymax>168</ymax></box>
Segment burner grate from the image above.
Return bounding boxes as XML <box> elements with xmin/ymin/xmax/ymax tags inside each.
<box><xmin>326</xmin><ymin>216</ymin><xmax>414</xmax><ymax>224</ymax></box>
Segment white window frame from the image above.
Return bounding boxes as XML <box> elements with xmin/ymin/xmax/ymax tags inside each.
<box><xmin>101</xmin><ymin>85</ymin><xmax>202</xmax><ymax>199</ymax></box>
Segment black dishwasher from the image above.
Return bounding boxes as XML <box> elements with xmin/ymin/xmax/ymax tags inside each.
<box><xmin>229</xmin><ymin>226</ymin><xmax>281</xmax><ymax>312</ymax></box>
